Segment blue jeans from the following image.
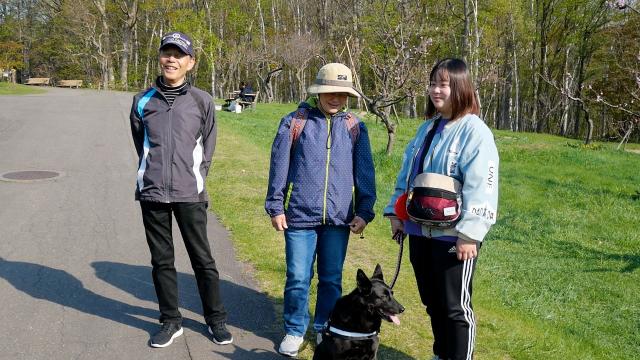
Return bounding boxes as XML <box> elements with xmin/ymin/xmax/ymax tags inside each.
<box><xmin>283</xmin><ymin>226</ymin><xmax>350</xmax><ymax>336</ymax></box>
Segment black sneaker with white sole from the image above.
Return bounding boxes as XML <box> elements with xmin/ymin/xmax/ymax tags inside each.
<box><xmin>208</xmin><ymin>322</ymin><xmax>233</xmax><ymax>345</ymax></box>
<box><xmin>150</xmin><ymin>322</ymin><xmax>183</xmax><ymax>348</ymax></box>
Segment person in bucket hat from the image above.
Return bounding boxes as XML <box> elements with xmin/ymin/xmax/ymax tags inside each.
<box><xmin>265</xmin><ymin>63</ymin><xmax>376</xmax><ymax>356</ymax></box>
<box><xmin>306</xmin><ymin>63</ymin><xmax>361</xmax><ymax>98</ymax></box>
<box><xmin>129</xmin><ymin>31</ymin><xmax>233</xmax><ymax>349</ymax></box>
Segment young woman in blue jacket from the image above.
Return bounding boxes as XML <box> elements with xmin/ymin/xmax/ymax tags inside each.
<box><xmin>384</xmin><ymin>58</ymin><xmax>499</xmax><ymax>360</ymax></box>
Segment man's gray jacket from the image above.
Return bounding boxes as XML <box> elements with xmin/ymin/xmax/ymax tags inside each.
<box><xmin>130</xmin><ymin>80</ymin><xmax>216</xmax><ymax>203</ymax></box>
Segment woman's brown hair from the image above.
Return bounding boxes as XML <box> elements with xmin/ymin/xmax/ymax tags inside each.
<box><xmin>425</xmin><ymin>58</ymin><xmax>479</xmax><ymax>120</ymax></box>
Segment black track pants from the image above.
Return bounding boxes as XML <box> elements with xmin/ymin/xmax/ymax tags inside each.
<box><xmin>409</xmin><ymin>236</ymin><xmax>479</xmax><ymax>360</ymax></box>
<box><xmin>140</xmin><ymin>201</ymin><xmax>227</xmax><ymax>325</ymax></box>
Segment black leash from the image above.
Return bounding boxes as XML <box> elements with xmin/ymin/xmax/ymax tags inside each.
<box><xmin>388</xmin><ymin>230</ymin><xmax>406</xmax><ymax>289</ymax></box>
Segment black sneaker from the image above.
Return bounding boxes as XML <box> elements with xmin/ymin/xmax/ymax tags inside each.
<box><xmin>208</xmin><ymin>322</ymin><xmax>233</xmax><ymax>345</ymax></box>
<box><xmin>150</xmin><ymin>322</ymin><xmax>183</xmax><ymax>348</ymax></box>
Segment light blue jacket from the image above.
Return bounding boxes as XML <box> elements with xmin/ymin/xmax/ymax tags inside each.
<box><xmin>384</xmin><ymin>114</ymin><xmax>499</xmax><ymax>242</ymax></box>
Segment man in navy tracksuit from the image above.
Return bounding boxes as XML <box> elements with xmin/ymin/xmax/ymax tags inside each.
<box><xmin>265</xmin><ymin>63</ymin><xmax>376</xmax><ymax>357</ymax></box>
<box><xmin>130</xmin><ymin>31</ymin><xmax>232</xmax><ymax>348</ymax></box>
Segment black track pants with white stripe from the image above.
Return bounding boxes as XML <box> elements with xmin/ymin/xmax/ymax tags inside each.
<box><xmin>409</xmin><ymin>236</ymin><xmax>479</xmax><ymax>360</ymax></box>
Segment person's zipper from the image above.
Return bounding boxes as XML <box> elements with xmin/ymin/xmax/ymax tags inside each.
<box><xmin>156</xmin><ymin>89</ymin><xmax>172</xmax><ymax>203</ymax></box>
<box><xmin>322</xmin><ymin>115</ymin><xmax>332</xmax><ymax>224</ymax></box>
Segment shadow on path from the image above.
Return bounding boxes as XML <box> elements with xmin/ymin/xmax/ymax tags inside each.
<box><xmin>0</xmin><ymin>257</ymin><xmax>157</xmax><ymax>333</ymax></box>
<box><xmin>91</xmin><ymin>261</ymin><xmax>280</xmax><ymax>344</ymax></box>
<box><xmin>92</xmin><ymin>261</ymin><xmax>417</xmax><ymax>359</ymax></box>
<box><xmin>0</xmin><ymin>257</ymin><xmax>415</xmax><ymax>359</ymax></box>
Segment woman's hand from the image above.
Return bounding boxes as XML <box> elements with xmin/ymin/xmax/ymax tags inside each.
<box><xmin>389</xmin><ymin>217</ymin><xmax>405</xmax><ymax>243</ymax></box>
<box><xmin>456</xmin><ymin>238</ymin><xmax>478</xmax><ymax>261</ymax></box>
<box><xmin>271</xmin><ymin>214</ymin><xmax>288</xmax><ymax>231</ymax></box>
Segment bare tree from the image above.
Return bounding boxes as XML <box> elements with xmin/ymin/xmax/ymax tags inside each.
<box><xmin>92</xmin><ymin>0</ymin><xmax>114</xmax><ymax>88</ymax></box>
<box><xmin>359</xmin><ymin>1</ymin><xmax>431</xmax><ymax>154</ymax></box>
<box><xmin>277</xmin><ymin>33</ymin><xmax>322</xmax><ymax>102</ymax></box>
<box><xmin>118</xmin><ymin>0</ymin><xmax>138</xmax><ymax>90</ymax></box>
<box><xmin>63</xmin><ymin>0</ymin><xmax>112</xmax><ymax>89</ymax></box>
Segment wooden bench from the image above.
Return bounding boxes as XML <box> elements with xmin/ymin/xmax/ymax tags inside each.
<box><xmin>25</xmin><ymin>77</ymin><xmax>50</xmax><ymax>86</ymax></box>
<box><xmin>238</xmin><ymin>90</ymin><xmax>260</xmax><ymax>110</ymax></box>
<box><xmin>58</xmin><ymin>80</ymin><xmax>83</xmax><ymax>88</ymax></box>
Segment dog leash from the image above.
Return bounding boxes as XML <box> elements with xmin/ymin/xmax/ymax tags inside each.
<box><xmin>388</xmin><ymin>230</ymin><xmax>406</xmax><ymax>289</ymax></box>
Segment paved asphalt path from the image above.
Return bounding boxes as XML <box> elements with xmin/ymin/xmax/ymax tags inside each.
<box><xmin>0</xmin><ymin>88</ymin><xmax>282</xmax><ymax>360</ymax></box>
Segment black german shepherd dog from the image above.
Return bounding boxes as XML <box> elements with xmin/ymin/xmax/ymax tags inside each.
<box><xmin>313</xmin><ymin>264</ymin><xmax>404</xmax><ymax>360</ymax></box>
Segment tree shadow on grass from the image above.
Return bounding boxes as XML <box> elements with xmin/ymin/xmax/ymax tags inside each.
<box><xmin>551</xmin><ymin>241</ymin><xmax>639</xmax><ymax>273</ymax></box>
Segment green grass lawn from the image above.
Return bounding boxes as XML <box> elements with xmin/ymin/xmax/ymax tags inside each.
<box><xmin>0</xmin><ymin>82</ymin><xmax>46</xmax><ymax>95</ymax></box>
<box><xmin>207</xmin><ymin>103</ymin><xmax>640</xmax><ymax>359</ymax></box>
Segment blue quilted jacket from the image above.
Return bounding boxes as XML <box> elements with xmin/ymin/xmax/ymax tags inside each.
<box><xmin>265</xmin><ymin>99</ymin><xmax>376</xmax><ymax>227</ymax></box>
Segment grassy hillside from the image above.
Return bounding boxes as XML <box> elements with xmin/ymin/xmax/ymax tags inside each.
<box><xmin>207</xmin><ymin>102</ymin><xmax>640</xmax><ymax>360</ymax></box>
<box><xmin>0</xmin><ymin>82</ymin><xmax>46</xmax><ymax>95</ymax></box>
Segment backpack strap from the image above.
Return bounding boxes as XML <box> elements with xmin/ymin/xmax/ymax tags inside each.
<box><xmin>344</xmin><ymin>112</ymin><xmax>360</xmax><ymax>146</ymax></box>
<box><xmin>290</xmin><ymin>110</ymin><xmax>360</xmax><ymax>149</ymax></box>
<box><xmin>290</xmin><ymin>108</ymin><xmax>308</xmax><ymax>149</ymax></box>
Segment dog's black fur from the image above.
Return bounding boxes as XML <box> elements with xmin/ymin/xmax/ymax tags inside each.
<box><xmin>313</xmin><ymin>264</ymin><xmax>404</xmax><ymax>360</ymax></box>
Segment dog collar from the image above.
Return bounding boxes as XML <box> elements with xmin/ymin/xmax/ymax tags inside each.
<box><xmin>328</xmin><ymin>326</ymin><xmax>378</xmax><ymax>339</ymax></box>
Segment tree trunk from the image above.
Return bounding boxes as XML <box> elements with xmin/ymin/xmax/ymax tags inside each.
<box><xmin>533</xmin><ymin>0</ymin><xmax>550</xmax><ymax>132</ymax></box>
<box><xmin>93</xmin><ymin>0</ymin><xmax>112</xmax><ymax>89</ymax></box>
<box><xmin>373</xmin><ymin>101</ymin><xmax>396</xmax><ymax>154</ymax></box>
<box><xmin>263</xmin><ymin>67</ymin><xmax>282</xmax><ymax>103</ymax></box>
<box><xmin>257</xmin><ymin>0</ymin><xmax>267</xmax><ymax>52</ymax></box>
<box><xmin>473</xmin><ymin>0</ymin><xmax>480</xmax><ymax>85</ymax></box>
<box><xmin>271</xmin><ymin>1</ymin><xmax>278</xmax><ymax>36</ymax></box>
<box><xmin>473</xmin><ymin>0</ymin><xmax>481</xmax><ymax>112</ymax></box>
<box><xmin>121</xmin><ymin>29</ymin><xmax>130</xmax><ymax>90</ymax></box>
<box><xmin>483</xmin><ymin>81</ymin><xmax>498</xmax><ymax>126</ymax></box>
<box><xmin>119</xmin><ymin>0</ymin><xmax>138</xmax><ymax>91</ymax></box>
<box><xmin>511</xmin><ymin>13</ymin><xmax>520</xmax><ymax>132</ymax></box>
<box><xmin>560</xmin><ymin>47</ymin><xmax>571</xmax><ymax>136</ymax></box>
<box><xmin>462</xmin><ymin>0</ymin><xmax>470</xmax><ymax>62</ymax></box>
<box><xmin>288</xmin><ymin>69</ymin><xmax>295</xmax><ymax>102</ymax></box>
<box><xmin>143</xmin><ymin>17</ymin><xmax>158</xmax><ymax>88</ymax></box>
<box><xmin>583</xmin><ymin>104</ymin><xmax>593</xmax><ymax>145</ymax></box>
<box><xmin>204</xmin><ymin>0</ymin><xmax>216</xmax><ymax>97</ymax></box>
<box><xmin>498</xmin><ymin>30</ymin><xmax>513</xmax><ymax>130</ymax></box>
<box><xmin>295</xmin><ymin>68</ymin><xmax>306</xmax><ymax>102</ymax></box>
<box><xmin>616</xmin><ymin>122</ymin><xmax>634</xmax><ymax>150</ymax></box>
<box><xmin>573</xmin><ymin>54</ymin><xmax>587</xmax><ymax>137</ymax></box>
<box><xmin>133</xmin><ymin>20</ymin><xmax>139</xmax><ymax>88</ymax></box>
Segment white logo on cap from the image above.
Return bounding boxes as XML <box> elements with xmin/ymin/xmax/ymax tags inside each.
<box><xmin>164</xmin><ymin>33</ymin><xmax>191</xmax><ymax>46</ymax></box>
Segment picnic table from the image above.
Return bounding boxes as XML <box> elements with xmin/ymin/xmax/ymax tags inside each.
<box><xmin>237</xmin><ymin>91</ymin><xmax>259</xmax><ymax>110</ymax></box>
<box><xmin>224</xmin><ymin>91</ymin><xmax>240</xmax><ymax>103</ymax></box>
<box><xmin>223</xmin><ymin>90</ymin><xmax>259</xmax><ymax>111</ymax></box>
<box><xmin>223</xmin><ymin>91</ymin><xmax>241</xmax><ymax>109</ymax></box>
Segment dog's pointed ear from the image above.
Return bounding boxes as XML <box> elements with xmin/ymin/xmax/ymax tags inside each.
<box><xmin>357</xmin><ymin>268</ymin><xmax>372</xmax><ymax>294</ymax></box>
<box><xmin>372</xmin><ymin>263</ymin><xmax>384</xmax><ymax>281</ymax></box>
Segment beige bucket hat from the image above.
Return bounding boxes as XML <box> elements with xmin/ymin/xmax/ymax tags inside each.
<box><xmin>307</xmin><ymin>63</ymin><xmax>360</xmax><ymax>98</ymax></box>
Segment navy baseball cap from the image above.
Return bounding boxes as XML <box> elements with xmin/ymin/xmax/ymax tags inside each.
<box><xmin>159</xmin><ymin>32</ymin><xmax>194</xmax><ymax>57</ymax></box>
